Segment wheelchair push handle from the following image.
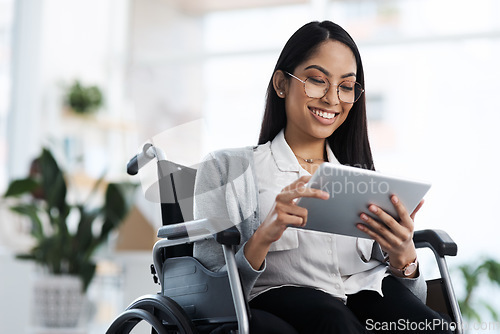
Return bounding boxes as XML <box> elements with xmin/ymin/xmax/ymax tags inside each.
<box><xmin>127</xmin><ymin>155</ymin><xmax>140</xmax><ymax>175</ymax></box>
<box><xmin>127</xmin><ymin>143</ymin><xmax>167</xmax><ymax>175</ymax></box>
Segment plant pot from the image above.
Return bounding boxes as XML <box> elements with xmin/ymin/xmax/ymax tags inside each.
<box><xmin>33</xmin><ymin>274</ymin><xmax>85</xmax><ymax>328</ymax></box>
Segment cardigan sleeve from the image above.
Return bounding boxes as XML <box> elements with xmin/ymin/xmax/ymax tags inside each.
<box><xmin>393</xmin><ymin>273</ymin><xmax>427</xmax><ymax>303</ymax></box>
<box><xmin>192</xmin><ymin>149</ymin><xmax>264</xmax><ymax>297</ymax></box>
<box><xmin>372</xmin><ymin>242</ymin><xmax>427</xmax><ymax>303</ymax></box>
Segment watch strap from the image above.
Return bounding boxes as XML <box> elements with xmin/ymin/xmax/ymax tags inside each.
<box><xmin>389</xmin><ymin>257</ymin><xmax>418</xmax><ymax>277</ymax></box>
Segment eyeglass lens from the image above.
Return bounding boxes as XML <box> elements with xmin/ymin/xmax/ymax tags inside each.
<box><xmin>305</xmin><ymin>77</ymin><xmax>363</xmax><ymax>103</ymax></box>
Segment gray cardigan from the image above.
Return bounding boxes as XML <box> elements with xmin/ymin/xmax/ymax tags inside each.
<box><xmin>192</xmin><ymin>146</ymin><xmax>427</xmax><ymax>302</ymax></box>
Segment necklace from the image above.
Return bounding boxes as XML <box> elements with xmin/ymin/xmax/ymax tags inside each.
<box><xmin>294</xmin><ymin>154</ymin><xmax>325</xmax><ymax>164</ymax></box>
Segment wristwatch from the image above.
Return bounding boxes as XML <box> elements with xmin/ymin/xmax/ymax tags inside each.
<box><xmin>389</xmin><ymin>258</ymin><xmax>418</xmax><ymax>277</ymax></box>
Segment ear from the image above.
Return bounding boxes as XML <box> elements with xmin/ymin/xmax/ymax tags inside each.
<box><xmin>272</xmin><ymin>70</ymin><xmax>288</xmax><ymax>98</ymax></box>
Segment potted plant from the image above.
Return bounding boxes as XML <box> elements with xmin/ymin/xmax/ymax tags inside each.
<box><xmin>456</xmin><ymin>257</ymin><xmax>500</xmax><ymax>322</ymax></box>
<box><xmin>65</xmin><ymin>80</ymin><xmax>103</xmax><ymax>114</ymax></box>
<box><xmin>3</xmin><ymin>147</ymin><xmax>137</xmax><ymax>327</ymax></box>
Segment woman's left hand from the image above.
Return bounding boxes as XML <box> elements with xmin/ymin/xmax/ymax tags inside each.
<box><xmin>357</xmin><ymin>195</ymin><xmax>424</xmax><ymax>278</ymax></box>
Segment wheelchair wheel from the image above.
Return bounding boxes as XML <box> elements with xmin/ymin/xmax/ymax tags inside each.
<box><xmin>106</xmin><ymin>308</ymin><xmax>168</xmax><ymax>334</ymax></box>
<box><xmin>107</xmin><ymin>294</ymin><xmax>198</xmax><ymax>334</ymax></box>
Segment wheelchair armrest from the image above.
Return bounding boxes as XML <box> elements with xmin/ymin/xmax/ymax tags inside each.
<box><xmin>157</xmin><ymin>218</ymin><xmax>213</xmax><ymax>239</ymax></box>
<box><xmin>413</xmin><ymin>229</ymin><xmax>457</xmax><ymax>257</ymax></box>
<box><xmin>157</xmin><ymin>218</ymin><xmax>241</xmax><ymax>244</ymax></box>
<box><xmin>216</xmin><ymin>226</ymin><xmax>241</xmax><ymax>246</ymax></box>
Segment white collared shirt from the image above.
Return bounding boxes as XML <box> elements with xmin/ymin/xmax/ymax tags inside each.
<box><xmin>250</xmin><ymin>130</ymin><xmax>389</xmax><ymax>302</ymax></box>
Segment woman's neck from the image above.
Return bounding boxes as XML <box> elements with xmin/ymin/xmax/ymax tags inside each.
<box><xmin>284</xmin><ymin>130</ymin><xmax>326</xmax><ymax>162</ymax></box>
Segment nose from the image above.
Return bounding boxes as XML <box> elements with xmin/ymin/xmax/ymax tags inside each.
<box><xmin>321</xmin><ymin>85</ymin><xmax>340</xmax><ymax>106</ymax></box>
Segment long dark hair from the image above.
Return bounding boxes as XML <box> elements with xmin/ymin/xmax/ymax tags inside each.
<box><xmin>258</xmin><ymin>21</ymin><xmax>374</xmax><ymax>170</ymax></box>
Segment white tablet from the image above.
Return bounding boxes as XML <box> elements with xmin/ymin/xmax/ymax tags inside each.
<box><xmin>296</xmin><ymin>163</ymin><xmax>431</xmax><ymax>239</ymax></box>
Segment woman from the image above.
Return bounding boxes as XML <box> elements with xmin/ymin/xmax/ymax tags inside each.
<box><xmin>193</xmin><ymin>21</ymin><xmax>451</xmax><ymax>333</ymax></box>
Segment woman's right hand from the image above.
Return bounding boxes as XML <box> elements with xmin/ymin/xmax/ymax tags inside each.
<box><xmin>244</xmin><ymin>175</ymin><xmax>330</xmax><ymax>270</ymax></box>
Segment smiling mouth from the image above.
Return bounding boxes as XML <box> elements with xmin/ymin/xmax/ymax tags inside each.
<box><xmin>309</xmin><ymin>107</ymin><xmax>339</xmax><ymax>120</ymax></box>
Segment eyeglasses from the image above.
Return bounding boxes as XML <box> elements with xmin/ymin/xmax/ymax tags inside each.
<box><xmin>285</xmin><ymin>71</ymin><xmax>364</xmax><ymax>104</ymax></box>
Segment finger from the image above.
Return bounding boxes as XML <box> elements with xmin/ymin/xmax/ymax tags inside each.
<box><xmin>275</xmin><ymin>201</ymin><xmax>309</xmax><ymax>226</ymax></box>
<box><xmin>274</xmin><ymin>207</ymin><xmax>305</xmax><ymax>228</ymax></box>
<box><xmin>282</xmin><ymin>175</ymin><xmax>312</xmax><ymax>192</ymax></box>
<box><xmin>364</xmin><ymin>205</ymin><xmax>409</xmax><ymax>240</ymax></box>
<box><xmin>410</xmin><ymin>199</ymin><xmax>425</xmax><ymax>221</ymax></box>
<box><xmin>285</xmin><ymin>215</ymin><xmax>306</xmax><ymax>227</ymax></box>
<box><xmin>276</xmin><ymin>186</ymin><xmax>329</xmax><ymax>204</ymax></box>
<box><xmin>356</xmin><ymin>223</ymin><xmax>392</xmax><ymax>250</ymax></box>
<box><xmin>359</xmin><ymin>212</ymin><xmax>402</xmax><ymax>245</ymax></box>
<box><xmin>389</xmin><ymin>195</ymin><xmax>412</xmax><ymax>229</ymax></box>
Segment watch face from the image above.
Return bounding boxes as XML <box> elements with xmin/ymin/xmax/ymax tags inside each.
<box><xmin>404</xmin><ymin>262</ymin><xmax>418</xmax><ymax>276</ymax></box>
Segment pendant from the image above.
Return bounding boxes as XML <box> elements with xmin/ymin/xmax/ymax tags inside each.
<box><xmin>305</xmin><ymin>159</ymin><xmax>314</xmax><ymax>163</ymax></box>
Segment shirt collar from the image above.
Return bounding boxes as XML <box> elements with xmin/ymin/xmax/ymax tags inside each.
<box><xmin>270</xmin><ymin>129</ymin><xmax>340</xmax><ymax>172</ymax></box>
<box><xmin>326</xmin><ymin>142</ymin><xmax>340</xmax><ymax>165</ymax></box>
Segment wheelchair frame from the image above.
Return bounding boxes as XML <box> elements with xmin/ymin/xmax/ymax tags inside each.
<box><xmin>107</xmin><ymin>144</ymin><xmax>463</xmax><ymax>334</ymax></box>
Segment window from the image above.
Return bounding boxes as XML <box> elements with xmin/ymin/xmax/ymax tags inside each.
<box><xmin>0</xmin><ymin>0</ymin><xmax>13</xmax><ymax>191</ymax></box>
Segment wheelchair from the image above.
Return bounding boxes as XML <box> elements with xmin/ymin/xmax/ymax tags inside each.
<box><xmin>106</xmin><ymin>143</ymin><xmax>464</xmax><ymax>334</ymax></box>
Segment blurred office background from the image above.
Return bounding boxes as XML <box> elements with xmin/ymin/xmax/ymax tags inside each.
<box><xmin>1</xmin><ymin>0</ymin><xmax>500</xmax><ymax>332</ymax></box>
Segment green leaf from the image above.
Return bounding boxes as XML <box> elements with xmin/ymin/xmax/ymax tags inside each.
<box><xmin>16</xmin><ymin>253</ymin><xmax>37</xmax><ymax>261</ymax></box>
<box><xmin>75</xmin><ymin>205</ymin><xmax>100</xmax><ymax>250</ymax></box>
<box><xmin>36</xmin><ymin>236</ymin><xmax>61</xmax><ymax>273</ymax></box>
<box><xmin>4</xmin><ymin>178</ymin><xmax>39</xmax><ymax>197</ymax></box>
<box><xmin>10</xmin><ymin>204</ymin><xmax>44</xmax><ymax>239</ymax></box>
<box><xmin>39</xmin><ymin>148</ymin><xmax>68</xmax><ymax>217</ymax></box>
<box><xmin>75</xmin><ymin>205</ymin><xmax>101</xmax><ymax>262</ymax></box>
<box><xmin>461</xmin><ymin>302</ymin><xmax>481</xmax><ymax>323</ymax></box>
<box><xmin>481</xmin><ymin>259</ymin><xmax>500</xmax><ymax>285</ymax></box>
<box><xmin>79</xmin><ymin>261</ymin><xmax>96</xmax><ymax>293</ymax></box>
<box><xmin>99</xmin><ymin>182</ymin><xmax>137</xmax><ymax>242</ymax></box>
<box><xmin>458</xmin><ymin>264</ymin><xmax>478</xmax><ymax>294</ymax></box>
<box><xmin>480</xmin><ymin>301</ymin><xmax>499</xmax><ymax>321</ymax></box>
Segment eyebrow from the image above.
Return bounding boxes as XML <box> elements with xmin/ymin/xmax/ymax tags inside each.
<box><xmin>304</xmin><ymin>65</ymin><xmax>356</xmax><ymax>79</ymax></box>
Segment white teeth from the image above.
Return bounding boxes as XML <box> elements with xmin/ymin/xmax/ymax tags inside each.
<box><xmin>312</xmin><ymin>109</ymin><xmax>336</xmax><ymax>120</ymax></box>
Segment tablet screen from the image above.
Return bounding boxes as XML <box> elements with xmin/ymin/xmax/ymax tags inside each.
<box><xmin>296</xmin><ymin>163</ymin><xmax>431</xmax><ymax>238</ymax></box>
